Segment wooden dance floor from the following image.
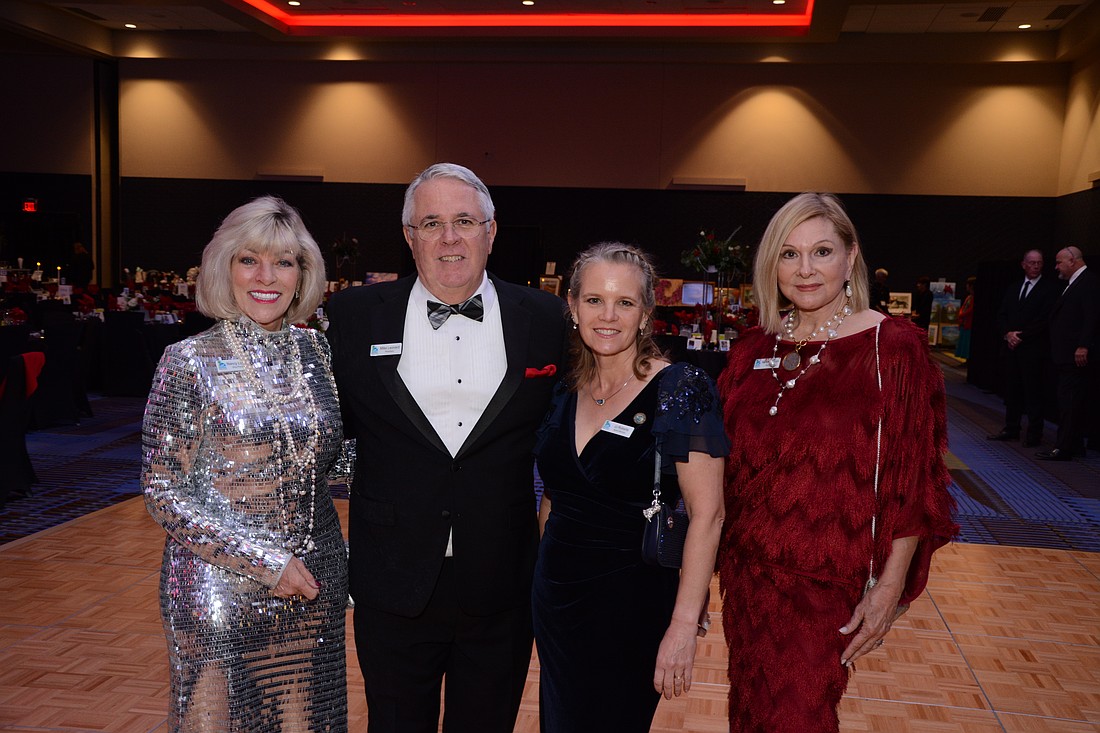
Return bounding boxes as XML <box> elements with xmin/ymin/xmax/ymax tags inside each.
<box><xmin>1</xmin><ymin>496</ymin><xmax>1097</xmax><ymax>733</ymax></box>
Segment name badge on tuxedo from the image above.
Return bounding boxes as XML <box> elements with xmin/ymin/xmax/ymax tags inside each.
<box><xmin>370</xmin><ymin>342</ymin><xmax>402</xmax><ymax>357</ymax></box>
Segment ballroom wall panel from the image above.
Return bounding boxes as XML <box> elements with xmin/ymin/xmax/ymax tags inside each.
<box><xmin>113</xmin><ymin>176</ymin><xmax>1061</xmax><ymax>296</ymax></box>
<box><xmin>111</xmin><ymin>57</ymin><xmax>1072</xmax><ymax>198</ymax></box>
<box><xmin>1</xmin><ymin>48</ymin><xmax>1097</xmax><ymax>290</ymax></box>
<box><xmin>1059</xmin><ymin>46</ymin><xmax>1100</xmax><ymax>195</ymax></box>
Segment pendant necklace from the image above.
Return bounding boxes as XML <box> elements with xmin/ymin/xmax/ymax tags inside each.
<box><xmin>591</xmin><ymin>375</ymin><xmax>634</xmax><ymax>406</ymax></box>
<box><xmin>224</xmin><ymin>319</ymin><xmax>320</xmax><ymax>554</ymax></box>
<box><xmin>779</xmin><ymin>310</ymin><xmax>835</xmax><ymax>371</ymax></box>
<box><xmin>768</xmin><ymin>298</ymin><xmax>852</xmax><ymax>416</ymax></box>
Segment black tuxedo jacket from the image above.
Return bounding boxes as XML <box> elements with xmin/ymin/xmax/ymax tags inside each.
<box><xmin>996</xmin><ymin>274</ymin><xmax>1058</xmax><ymax>353</ymax></box>
<box><xmin>326</xmin><ymin>274</ymin><xmax>568</xmax><ymax>618</ymax></box>
<box><xmin>1049</xmin><ymin>267</ymin><xmax>1099</xmax><ymax>366</ymax></box>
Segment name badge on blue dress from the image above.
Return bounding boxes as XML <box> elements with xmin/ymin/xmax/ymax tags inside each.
<box><xmin>600</xmin><ymin>420</ymin><xmax>635</xmax><ymax>438</ymax></box>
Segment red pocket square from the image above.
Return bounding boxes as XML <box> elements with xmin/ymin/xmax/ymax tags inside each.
<box><xmin>525</xmin><ymin>364</ymin><xmax>557</xmax><ymax>378</ymax></box>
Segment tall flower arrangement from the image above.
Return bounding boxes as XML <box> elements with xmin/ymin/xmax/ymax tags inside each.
<box><xmin>680</xmin><ymin>226</ymin><xmax>751</xmax><ymax>330</ymax></box>
<box><xmin>680</xmin><ymin>226</ymin><xmax>749</xmax><ymax>282</ymax></box>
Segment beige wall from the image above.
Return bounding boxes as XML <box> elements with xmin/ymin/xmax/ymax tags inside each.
<box><xmin>5</xmin><ymin>52</ymin><xmax>1098</xmax><ymax>197</ymax></box>
<box><xmin>1060</xmin><ymin>45</ymin><xmax>1100</xmax><ymax>195</ymax></box>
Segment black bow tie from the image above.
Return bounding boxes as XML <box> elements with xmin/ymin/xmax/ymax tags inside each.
<box><xmin>427</xmin><ymin>294</ymin><xmax>484</xmax><ymax>330</ymax></box>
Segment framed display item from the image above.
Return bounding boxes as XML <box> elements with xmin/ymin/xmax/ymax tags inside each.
<box><xmin>656</xmin><ymin>278</ymin><xmax>684</xmax><ymax>306</ymax></box>
<box><xmin>680</xmin><ymin>281</ymin><xmax>714</xmax><ymax>307</ymax></box>
<box><xmin>887</xmin><ymin>292</ymin><xmax>912</xmax><ymax>315</ymax></box>
<box><xmin>539</xmin><ymin>275</ymin><xmax>563</xmax><ymax>296</ymax></box>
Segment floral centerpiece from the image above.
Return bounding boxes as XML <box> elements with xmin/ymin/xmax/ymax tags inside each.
<box><xmin>681</xmin><ymin>226</ymin><xmax>750</xmax><ymax>282</ymax></box>
<box><xmin>1</xmin><ymin>307</ymin><xmax>27</xmax><ymax>326</ymax></box>
<box><xmin>680</xmin><ymin>227</ymin><xmax>752</xmax><ymax>329</ymax></box>
<box><xmin>332</xmin><ymin>234</ymin><xmax>361</xmax><ymax>280</ymax></box>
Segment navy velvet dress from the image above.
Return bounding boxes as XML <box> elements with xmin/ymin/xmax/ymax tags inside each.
<box><xmin>532</xmin><ymin>363</ymin><xmax>729</xmax><ymax>733</ymax></box>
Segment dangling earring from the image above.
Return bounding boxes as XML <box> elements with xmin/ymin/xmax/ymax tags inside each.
<box><xmin>570</xmin><ymin>315</ymin><xmax>578</xmax><ymax>330</ymax></box>
<box><xmin>844</xmin><ymin>280</ymin><xmax>852</xmax><ymax>298</ymax></box>
<box><xmin>295</xmin><ymin>288</ymin><xmax>300</xmax><ymax>300</ymax></box>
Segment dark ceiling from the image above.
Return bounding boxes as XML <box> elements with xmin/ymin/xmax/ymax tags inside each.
<box><xmin>0</xmin><ymin>0</ymin><xmax>1097</xmax><ymax>62</ymax></box>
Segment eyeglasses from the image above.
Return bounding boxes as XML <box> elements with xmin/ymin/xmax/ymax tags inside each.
<box><xmin>407</xmin><ymin>217</ymin><xmax>491</xmax><ymax>240</ymax></box>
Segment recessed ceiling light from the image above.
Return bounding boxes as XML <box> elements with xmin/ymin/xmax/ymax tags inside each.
<box><xmin>1018</xmin><ymin>23</ymin><xmax>1032</xmax><ymax>29</ymax></box>
<box><xmin>288</xmin><ymin>1</ymin><xmax>300</xmax><ymax>5</ymax></box>
<box><xmin>522</xmin><ymin>0</ymin><xmax>535</xmax><ymax>5</ymax></box>
<box><xmin>124</xmin><ymin>23</ymin><xmax>137</xmax><ymax>29</ymax></box>
<box><xmin>773</xmin><ymin>0</ymin><xmax>786</xmax><ymax>4</ymax></box>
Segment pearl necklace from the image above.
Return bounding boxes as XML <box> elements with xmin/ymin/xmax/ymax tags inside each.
<box><xmin>590</xmin><ymin>375</ymin><xmax>634</xmax><ymax>406</ymax></box>
<box><xmin>768</xmin><ymin>299</ymin><xmax>852</xmax><ymax>416</ymax></box>
<box><xmin>224</xmin><ymin>319</ymin><xmax>319</xmax><ymax>554</ymax></box>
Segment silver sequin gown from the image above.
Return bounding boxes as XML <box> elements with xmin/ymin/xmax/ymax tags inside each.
<box><xmin>143</xmin><ymin>317</ymin><xmax>348</xmax><ymax>733</ymax></box>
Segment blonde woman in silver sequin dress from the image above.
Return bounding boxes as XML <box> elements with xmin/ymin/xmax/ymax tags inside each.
<box><xmin>142</xmin><ymin>196</ymin><xmax>348</xmax><ymax>732</ymax></box>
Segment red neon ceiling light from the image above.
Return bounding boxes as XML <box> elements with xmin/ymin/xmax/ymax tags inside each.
<box><xmin>235</xmin><ymin>1</ymin><xmax>814</xmax><ymax>30</ymax></box>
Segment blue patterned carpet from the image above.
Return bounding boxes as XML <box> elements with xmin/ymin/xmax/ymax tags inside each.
<box><xmin>2</xmin><ymin>357</ymin><xmax>1097</xmax><ymax>550</ymax></box>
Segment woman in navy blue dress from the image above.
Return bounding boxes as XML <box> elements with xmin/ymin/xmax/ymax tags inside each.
<box><xmin>533</xmin><ymin>242</ymin><xmax>728</xmax><ymax>732</ymax></box>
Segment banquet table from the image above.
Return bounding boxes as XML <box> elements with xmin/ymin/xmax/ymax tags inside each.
<box><xmin>101</xmin><ymin>312</ymin><xmax>183</xmax><ymax>397</ymax></box>
<box><xmin>654</xmin><ymin>334</ymin><xmax>729</xmax><ymax>379</ymax></box>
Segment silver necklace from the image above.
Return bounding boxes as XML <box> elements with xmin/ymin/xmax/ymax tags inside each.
<box><xmin>768</xmin><ymin>299</ymin><xmax>852</xmax><ymax>416</ymax></box>
<box><xmin>591</xmin><ymin>375</ymin><xmax>634</xmax><ymax>406</ymax></box>
<box><xmin>224</xmin><ymin>319</ymin><xmax>319</xmax><ymax>554</ymax></box>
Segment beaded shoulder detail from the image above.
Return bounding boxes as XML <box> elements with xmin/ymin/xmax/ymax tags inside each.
<box><xmin>657</xmin><ymin>363</ymin><xmax>716</xmax><ymax>426</ymax></box>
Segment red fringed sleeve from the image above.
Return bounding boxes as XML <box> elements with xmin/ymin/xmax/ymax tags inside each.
<box><xmin>876</xmin><ymin>319</ymin><xmax>959</xmax><ymax>605</ymax></box>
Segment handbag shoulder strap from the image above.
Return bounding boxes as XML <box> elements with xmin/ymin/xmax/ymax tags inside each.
<box><xmin>643</xmin><ymin>448</ymin><xmax>663</xmax><ymax>520</ymax></box>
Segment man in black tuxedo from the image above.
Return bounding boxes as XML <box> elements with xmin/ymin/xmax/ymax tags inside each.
<box><xmin>1036</xmin><ymin>246</ymin><xmax>1098</xmax><ymax>461</ymax></box>
<box><xmin>326</xmin><ymin>163</ymin><xmax>567</xmax><ymax>732</ymax></box>
<box><xmin>989</xmin><ymin>249</ymin><xmax>1058</xmax><ymax>446</ymax></box>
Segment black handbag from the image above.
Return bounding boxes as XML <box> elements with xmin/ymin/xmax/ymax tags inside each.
<box><xmin>641</xmin><ymin>449</ymin><xmax>689</xmax><ymax>568</ymax></box>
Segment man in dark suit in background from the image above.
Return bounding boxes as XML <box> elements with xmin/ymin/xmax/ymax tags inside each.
<box><xmin>989</xmin><ymin>249</ymin><xmax>1058</xmax><ymax>446</ymax></box>
<box><xmin>326</xmin><ymin>163</ymin><xmax>567</xmax><ymax>732</ymax></box>
<box><xmin>910</xmin><ymin>275</ymin><xmax>934</xmax><ymax>331</ymax></box>
<box><xmin>1036</xmin><ymin>246</ymin><xmax>1098</xmax><ymax>461</ymax></box>
<box><xmin>869</xmin><ymin>267</ymin><xmax>890</xmax><ymax>314</ymax></box>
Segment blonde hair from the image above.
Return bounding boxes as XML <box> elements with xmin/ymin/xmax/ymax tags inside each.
<box><xmin>752</xmin><ymin>192</ymin><xmax>869</xmax><ymax>333</ymax></box>
<box><xmin>195</xmin><ymin>196</ymin><xmax>326</xmax><ymax>325</ymax></box>
<box><xmin>566</xmin><ymin>242</ymin><xmax>665</xmax><ymax>390</ymax></box>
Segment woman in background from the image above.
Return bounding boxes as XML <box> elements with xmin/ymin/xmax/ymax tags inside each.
<box><xmin>955</xmin><ymin>276</ymin><xmax>975</xmax><ymax>361</ymax></box>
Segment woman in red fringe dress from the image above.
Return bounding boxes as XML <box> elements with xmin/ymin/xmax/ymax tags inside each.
<box><xmin>717</xmin><ymin>193</ymin><xmax>958</xmax><ymax>732</ymax></box>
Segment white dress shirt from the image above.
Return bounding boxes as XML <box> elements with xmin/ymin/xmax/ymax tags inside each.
<box><xmin>1064</xmin><ymin>264</ymin><xmax>1087</xmax><ymax>291</ymax></box>
<box><xmin>1020</xmin><ymin>275</ymin><xmax>1042</xmax><ymax>299</ymax></box>
<box><xmin>398</xmin><ymin>274</ymin><xmax>507</xmax><ymax>556</ymax></box>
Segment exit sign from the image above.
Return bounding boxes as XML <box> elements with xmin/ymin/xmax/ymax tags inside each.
<box><xmin>23</xmin><ymin>198</ymin><xmax>37</xmax><ymax>213</ymax></box>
